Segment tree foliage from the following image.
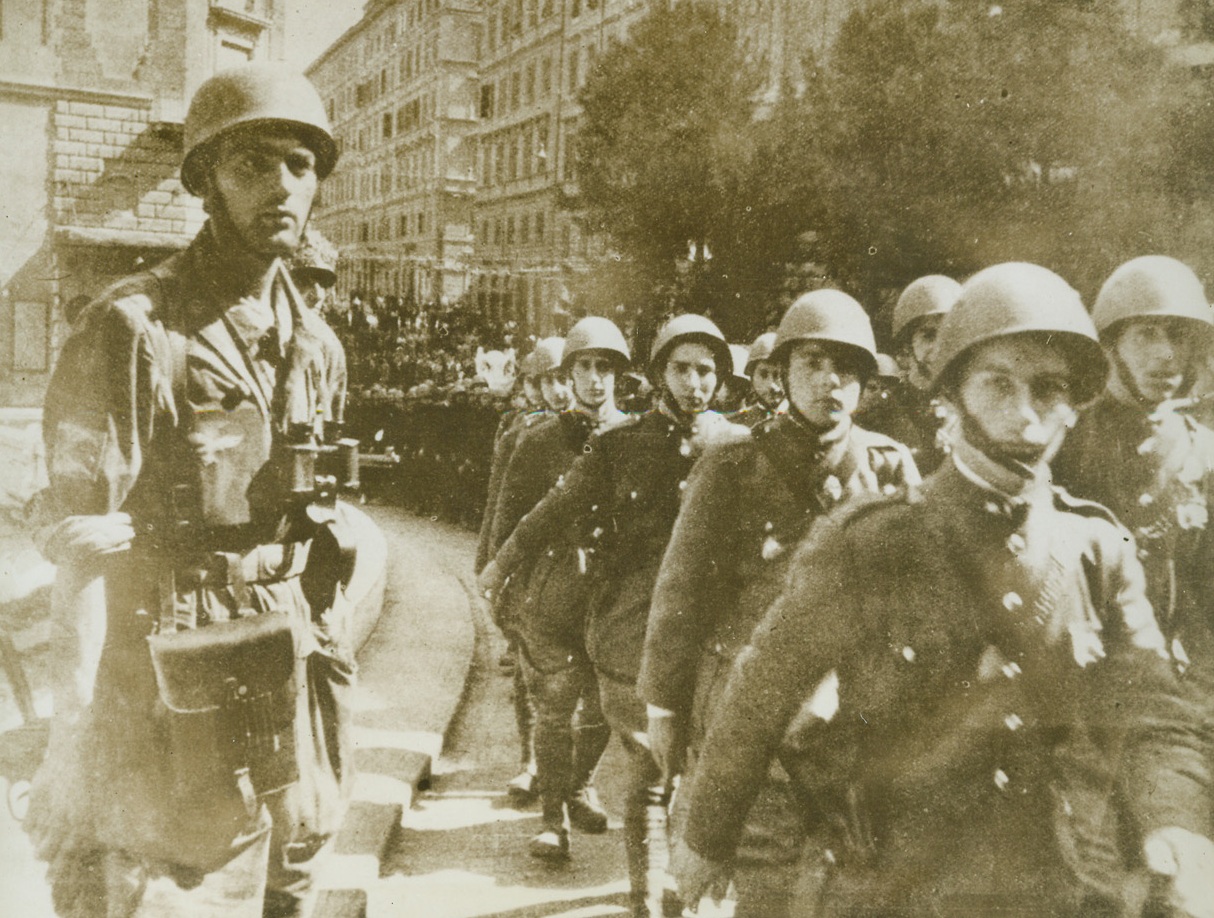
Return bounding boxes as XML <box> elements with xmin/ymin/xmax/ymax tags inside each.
<box><xmin>574</xmin><ymin>0</ymin><xmax>1210</xmax><ymax>339</ymax></box>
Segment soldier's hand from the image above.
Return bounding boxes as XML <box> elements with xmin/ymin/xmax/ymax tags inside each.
<box><xmin>39</xmin><ymin>513</ymin><xmax>135</xmax><ymax>567</ymax></box>
<box><xmin>478</xmin><ymin>559</ymin><xmax>506</xmax><ymax>602</ymax></box>
<box><xmin>646</xmin><ymin>709</ymin><xmax>684</xmax><ymax>786</ymax></box>
<box><xmin>1143</xmin><ymin>826</ymin><xmax>1214</xmax><ymax>918</ymax></box>
<box><xmin>669</xmin><ymin>835</ymin><xmax>730</xmax><ymax>912</ymax></box>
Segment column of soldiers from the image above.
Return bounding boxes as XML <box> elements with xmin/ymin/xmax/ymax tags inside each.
<box><xmin>481</xmin><ymin>261</ymin><xmax>1214</xmax><ymax>918</ymax></box>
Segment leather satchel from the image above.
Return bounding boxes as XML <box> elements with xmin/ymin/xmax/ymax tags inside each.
<box><xmin>147</xmin><ymin>610</ymin><xmax>299</xmax><ymax>806</ymax></box>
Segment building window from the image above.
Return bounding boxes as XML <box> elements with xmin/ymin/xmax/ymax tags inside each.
<box><xmin>480</xmin><ymin>83</ymin><xmax>495</xmax><ymax>119</ymax></box>
<box><xmin>494</xmin><ymin>219</ymin><xmax>503</xmax><ymax>244</ymax></box>
<box><xmin>510</xmin><ymin>70</ymin><xmax>520</xmax><ymax>111</ymax></box>
<box><xmin>525</xmin><ymin>61</ymin><xmax>535</xmax><ymax>106</ymax></box>
<box><xmin>567</xmin><ymin>47</ymin><xmax>579</xmax><ymax>92</ymax></box>
<box><xmin>360</xmin><ymin>222</ymin><xmax>370</xmax><ymax>242</ymax></box>
<box><xmin>537</xmin><ymin>120</ymin><xmax>549</xmax><ymax>171</ymax></box>
<box><xmin>506</xmin><ymin>215</ymin><xmax>515</xmax><ymax>245</ymax></box>
<box><xmin>418</xmin><ymin>212</ymin><xmax>426</xmax><ymax>236</ymax></box>
<box><xmin>400</xmin><ymin>214</ymin><xmax>409</xmax><ymax>236</ymax></box>
<box><xmin>571</xmin><ymin>0</ymin><xmax>581</xmax><ymax>19</ymax></box>
<box><xmin>481</xmin><ymin>220</ymin><xmax>490</xmax><ymax>242</ymax></box>
<box><xmin>520</xmin><ymin>214</ymin><xmax>531</xmax><ymax>245</ymax></box>
<box><xmin>540</xmin><ymin>56</ymin><xmax>552</xmax><ymax>97</ymax></box>
<box><xmin>523</xmin><ymin>131</ymin><xmax>533</xmax><ymax>177</ymax></box>
<box><xmin>383</xmin><ymin>112</ymin><xmax>393</xmax><ymax>139</ymax></box>
<box><xmin>535</xmin><ymin>211</ymin><xmax>545</xmax><ymax>242</ymax></box>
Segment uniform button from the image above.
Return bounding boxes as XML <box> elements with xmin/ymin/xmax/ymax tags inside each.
<box><xmin>592</xmin><ymin>527</ymin><xmax>604</xmax><ymax>539</ymax></box>
<box><xmin>630</xmin><ymin>490</ymin><xmax>638</xmax><ymax>500</ymax></box>
<box><xmin>761</xmin><ymin>536</ymin><xmax>782</xmax><ymax>561</ymax></box>
<box><xmin>1002</xmin><ymin>592</ymin><xmax>1023</xmax><ymax>612</ymax></box>
<box><xmin>1002</xmin><ymin>661</ymin><xmax>1022</xmax><ymax>679</ymax></box>
<box><xmin>1006</xmin><ymin>533</ymin><xmax>1027</xmax><ymax>555</ymax></box>
<box><xmin>713</xmin><ymin>642</ymin><xmax>724</xmax><ymax>654</ymax></box>
<box><xmin>238</xmin><ymin>684</ymin><xmax>248</xmax><ymax>697</ymax></box>
<box><xmin>994</xmin><ymin>768</ymin><xmax>1010</xmax><ymax>791</ymax></box>
<box><xmin>1137</xmin><ymin>547</ymin><xmax>1150</xmax><ymax>562</ymax></box>
<box><xmin>678</xmin><ymin>480</ymin><xmax>688</xmax><ymax>492</ymax></box>
<box><xmin>679</xmin><ymin>440</ymin><xmax>693</xmax><ymax>457</ymax></box>
<box><xmin>590</xmin><ymin>504</ymin><xmax>598</xmax><ymax>512</ymax></box>
<box><xmin>1004</xmin><ymin>713</ymin><xmax>1024</xmax><ymax>731</ymax></box>
<box><xmin>764</xmin><ymin>521</ymin><xmax>774</xmax><ymax>532</ymax></box>
<box><xmin>546</xmin><ymin>549</ymin><xmax>555</xmax><ymax>557</ymax></box>
<box><xmin>1138</xmin><ymin>493</ymin><xmax>1154</xmax><ymax>507</ymax></box>
<box><xmin>901</xmin><ymin>646</ymin><xmax>916</xmax><ymax>663</ymax></box>
<box><xmin>556</xmin><ymin>474</ymin><xmax>566</xmax><ymax>488</ymax></box>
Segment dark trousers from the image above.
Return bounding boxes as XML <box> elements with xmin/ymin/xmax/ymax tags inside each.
<box><xmin>522</xmin><ymin>651</ymin><xmax>610</xmax><ymax>830</ymax></box>
<box><xmin>598</xmin><ymin>672</ymin><xmax>668</xmax><ymax>912</ymax></box>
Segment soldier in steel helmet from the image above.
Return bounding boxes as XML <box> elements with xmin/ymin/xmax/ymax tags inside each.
<box><xmin>25</xmin><ymin>64</ymin><xmax>354</xmax><ymax>917</ymax></box>
<box><xmin>488</xmin><ymin>317</ymin><xmax>632</xmax><ymax>862</ymax></box>
<box><xmin>1053</xmin><ymin>256</ymin><xmax>1214</xmax><ymax>774</ymax></box>
<box><xmin>715</xmin><ymin>344</ymin><xmax>754</xmax><ymax>415</ymax></box>
<box><xmin>478</xmin><ymin>335</ymin><xmax>574</xmax><ymax>805</ymax></box>
<box><xmin>671</xmin><ymin>263</ymin><xmax>1213</xmax><ymax>917</ymax></box>
<box><xmin>862</xmin><ymin>275</ymin><xmax>962</xmax><ymax>473</ymax></box>
<box><xmin>639</xmin><ymin>291</ymin><xmax>919</xmax><ymax>917</ymax></box>
<box><xmin>729</xmin><ymin>331</ymin><xmax>785</xmax><ymax>428</ymax></box>
<box><xmin>480</xmin><ymin>314</ymin><xmax>745</xmax><ymax>916</ymax></box>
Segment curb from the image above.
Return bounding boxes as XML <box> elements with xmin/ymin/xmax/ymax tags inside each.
<box><xmin>315</xmin><ymin>506</ymin><xmax>478</xmax><ymax>918</ymax></box>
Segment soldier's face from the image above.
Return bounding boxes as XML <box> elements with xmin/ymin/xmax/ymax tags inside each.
<box><xmin>786</xmin><ymin>342</ymin><xmax>863</xmax><ymax>428</ymax></box>
<box><xmin>522</xmin><ymin>376</ymin><xmax>543</xmax><ymax>408</ymax></box>
<box><xmin>750</xmin><ymin>360</ymin><xmax>784</xmax><ymax>409</ymax></box>
<box><xmin>1112</xmin><ymin>318</ymin><xmax>1191</xmax><ymax>405</ymax></box>
<box><xmin>663</xmin><ymin>343</ymin><xmax>718</xmax><ymax>414</ymax></box>
<box><xmin>910</xmin><ymin>315</ymin><xmax>944</xmax><ymax>374</ymax></box>
<box><xmin>206</xmin><ymin>127</ymin><xmax>318</xmax><ymax>258</ymax></box>
<box><xmin>956</xmin><ymin>337</ymin><xmax>1077</xmax><ymax>464</ymax></box>
<box><xmin>570</xmin><ymin>354</ymin><xmax>616</xmax><ymax>410</ymax></box>
<box><xmin>540</xmin><ymin>372</ymin><xmax>574</xmax><ymax>411</ymax></box>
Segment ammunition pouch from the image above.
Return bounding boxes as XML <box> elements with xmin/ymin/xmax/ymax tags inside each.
<box><xmin>147</xmin><ymin>610</ymin><xmax>299</xmax><ymax>816</ymax></box>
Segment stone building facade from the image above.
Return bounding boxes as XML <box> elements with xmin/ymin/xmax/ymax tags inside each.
<box><xmin>306</xmin><ymin>0</ymin><xmax>482</xmax><ymax>307</ymax></box>
<box><xmin>0</xmin><ymin>0</ymin><xmax>285</xmax><ymax>521</ymax></box>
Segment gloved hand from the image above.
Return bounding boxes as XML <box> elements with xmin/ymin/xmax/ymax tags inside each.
<box><xmin>478</xmin><ymin>559</ymin><xmax>507</xmax><ymax>603</ymax></box>
<box><xmin>1143</xmin><ymin>826</ymin><xmax>1214</xmax><ymax>918</ymax></box>
<box><xmin>39</xmin><ymin>513</ymin><xmax>134</xmax><ymax>567</ymax></box>
<box><xmin>669</xmin><ymin>835</ymin><xmax>731</xmax><ymax>914</ymax></box>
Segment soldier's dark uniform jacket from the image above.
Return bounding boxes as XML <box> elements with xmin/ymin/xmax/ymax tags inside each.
<box><xmin>1054</xmin><ymin>396</ymin><xmax>1214</xmax><ymax>654</ymax></box>
<box><xmin>489</xmin><ymin>409</ymin><xmax>627</xmax><ymax>669</ymax></box>
<box><xmin>492</xmin><ymin>407</ymin><xmax>744</xmax><ymax>683</ymax></box>
<box><xmin>639</xmin><ymin>416</ymin><xmax>918</xmax><ymax>717</ymax></box>
<box><xmin>29</xmin><ymin>226</ymin><xmax>354</xmax><ymax>885</ymax></box>
<box><xmin>859</xmin><ymin>378</ymin><xmax>947</xmax><ymax>474</ymax></box>
<box><xmin>475</xmin><ymin>407</ymin><xmax>548</xmax><ymax>574</ymax></box>
<box><xmin>680</xmin><ymin>458</ymin><xmax>1210</xmax><ymax>913</ymax></box>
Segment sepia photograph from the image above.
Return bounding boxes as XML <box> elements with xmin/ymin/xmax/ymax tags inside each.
<box><xmin>1</xmin><ymin>1</ymin><xmax>1213</xmax><ymax>916</ymax></box>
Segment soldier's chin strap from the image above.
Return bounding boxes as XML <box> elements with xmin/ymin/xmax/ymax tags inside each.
<box><xmin>951</xmin><ymin>406</ymin><xmax>1073</xmax><ymax>488</ymax></box>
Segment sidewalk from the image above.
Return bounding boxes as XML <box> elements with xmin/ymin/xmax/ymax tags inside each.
<box><xmin>314</xmin><ymin>503</ymin><xmax>479</xmax><ymax>917</ymax></box>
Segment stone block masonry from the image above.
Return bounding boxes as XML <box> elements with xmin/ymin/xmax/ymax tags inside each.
<box><xmin>51</xmin><ymin>101</ymin><xmax>204</xmax><ymax>243</ymax></box>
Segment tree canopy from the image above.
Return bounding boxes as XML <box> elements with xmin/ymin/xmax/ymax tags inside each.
<box><xmin>573</xmin><ymin>0</ymin><xmax>1209</xmax><ymax>342</ymax></box>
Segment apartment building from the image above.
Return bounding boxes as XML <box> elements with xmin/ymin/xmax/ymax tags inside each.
<box><xmin>307</xmin><ymin>0</ymin><xmax>482</xmax><ymax>306</ymax></box>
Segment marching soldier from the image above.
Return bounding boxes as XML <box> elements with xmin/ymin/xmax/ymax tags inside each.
<box><xmin>639</xmin><ymin>291</ymin><xmax>918</xmax><ymax>917</ymax></box>
<box><xmin>27</xmin><ymin>64</ymin><xmax>355</xmax><ymax>917</ymax></box>
<box><xmin>481</xmin><ymin>314</ymin><xmax>745</xmax><ymax>916</ymax></box>
<box><xmin>671</xmin><ymin>263</ymin><xmax>1214</xmax><ymax>917</ymax></box>
<box><xmin>478</xmin><ymin>335</ymin><xmax>571</xmax><ymax>803</ymax></box>
<box><xmin>729</xmin><ymin>332</ymin><xmax>784</xmax><ymax>428</ymax></box>
<box><xmin>863</xmin><ymin>274</ymin><xmax>962</xmax><ymax>473</ymax></box>
<box><xmin>490</xmin><ymin>318</ymin><xmax>632</xmax><ymax>861</ymax></box>
<box><xmin>1054</xmin><ymin>256</ymin><xmax>1214</xmax><ymax>657</ymax></box>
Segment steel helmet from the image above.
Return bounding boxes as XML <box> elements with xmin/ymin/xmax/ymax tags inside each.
<box><xmin>745</xmin><ymin>332</ymin><xmax>778</xmax><ymax>375</ymax></box>
<box><xmin>531</xmin><ymin>337</ymin><xmax>567</xmax><ymax>376</ymax></box>
<box><xmin>561</xmin><ymin>316</ymin><xmax>631</xmax><ymax>371</ymax></box>
<box><xmin>291</xmin><ymin>230</ymin><xmax>339</xmax><ymax>288</ymax></box>
<box><xmin>648</xmin><ymin>314</ymin><xmax>731</xmax><ymax>383</ymax></box>
<box><xmin>931</xmin><ymin>262</ymin><xmax>1107</xmax><ymax>404</ymax></box>
<box><xmin>875</xmin><ymin>353</ymin><xmax>902</xmax><ymax>380</ymax></box>
<box><xmin>182</xmin><ymin>63</ymin><xmax>339</xmax><ymax>196</ymax></box>
<box><xmin>728</xmin><ymin>344</ymin><xmax>751</xmax><ymax>381</ymax></box>
<box><xmin>771</xmin><ymin>289</ymin><xmax>878</xmax><ymax>378</ymax></box>
<box><xmin>891</xmin><ymin>275</ymin><xmax>963</xmax><ymax>345</ymax></box>
<box><xmin>1092</xmin><ymin>256</ymin><xmax>1214</xmax><ymax>342</ymax></box>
